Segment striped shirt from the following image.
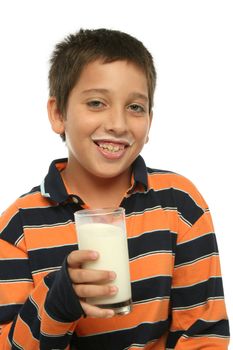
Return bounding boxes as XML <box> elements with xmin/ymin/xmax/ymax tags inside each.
<box><xmin>0</xmin><ymin>156</ymin><xmax>230</xmax><ymax>349</ymax></box>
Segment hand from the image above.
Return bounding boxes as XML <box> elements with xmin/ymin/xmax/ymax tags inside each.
<box><xmin>67</xmin><ymin>250</ymin><xmax>117</xmax><ymax>318</ymax></box>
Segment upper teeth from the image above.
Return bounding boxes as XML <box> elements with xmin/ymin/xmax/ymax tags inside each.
<box><xmin>99</xmin><ymin>143</ymin><xmax>124</xmax><ymax>152</ymax></box>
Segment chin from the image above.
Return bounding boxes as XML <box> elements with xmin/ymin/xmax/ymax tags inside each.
<box><xmin>92</xmin><ymin>167</ymin><xmax>127</xmax><ymax>180</ymax></box>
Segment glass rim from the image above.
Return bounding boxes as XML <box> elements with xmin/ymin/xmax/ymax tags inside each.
<box><xmin>74</xmin><ymin>207</ymin><xmax>125</xmax><ymax>217</ymax></box>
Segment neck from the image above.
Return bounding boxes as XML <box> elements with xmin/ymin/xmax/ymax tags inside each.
<box><xmin>62</xmin><ymin>160</ymin><xmax>132</xmax><ymax>208</ymax></box>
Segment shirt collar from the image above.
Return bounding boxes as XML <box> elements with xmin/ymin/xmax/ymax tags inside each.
<box><xmin>40</xmin><ymin>155</ymin><xmax>148</xmax><ymax>204</ymax></box>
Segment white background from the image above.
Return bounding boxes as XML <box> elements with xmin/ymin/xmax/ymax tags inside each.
<box><xmin>0</xmin><ymin>0</ymin><xmax>232</xmax><ymax>340</ymax></box>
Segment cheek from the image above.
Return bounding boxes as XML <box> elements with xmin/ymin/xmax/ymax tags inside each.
<box><xmin>133</xmin><ymin>121</ymin><xmax>150</xmax><ymax>142</ymax></box>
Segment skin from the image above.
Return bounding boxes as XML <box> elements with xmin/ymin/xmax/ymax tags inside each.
<box><xmin>47</xmin><ymin>59</ymin><xmax>152</xmax><ymax>318</ymax></box>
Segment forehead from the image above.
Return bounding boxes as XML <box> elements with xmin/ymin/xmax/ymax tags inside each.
<box><xmin>74</xmin><ymin>59</ymin><xmax>148</xmax><ymax>96</ymax></box>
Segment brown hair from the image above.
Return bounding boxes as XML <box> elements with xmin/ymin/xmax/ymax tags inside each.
<box><xmin>49</xmin><ymin>28</ymin><xmax>156</xmax><ymax>141</ymax></box>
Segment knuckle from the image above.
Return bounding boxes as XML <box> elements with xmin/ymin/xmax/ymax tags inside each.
<box><xmin>76</xmin><ymin>284</ymin><xmax>88</xmax><ymax>297</ymax></box>
<box><xmin>77</xmin><ymin>269</ymin><xmax>86</xmax><ymax>282</ymax></box>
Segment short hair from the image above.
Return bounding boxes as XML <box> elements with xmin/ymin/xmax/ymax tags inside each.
<box><xmin>49</xmin><ymin>28</ymin><xmax>156</xmax><ymax>141</ymax></box>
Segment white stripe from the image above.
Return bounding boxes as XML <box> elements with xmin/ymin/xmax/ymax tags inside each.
<box><xmin>0</xmin><ymin>257</ymin><xmax>27</xmax><ymax>261</ymax></box>
<box><xmin>173</xmin><ymin>297</ymin><xmax>224</xmax><ymax>311</ymax></box>
<box><xmin>28</xmin><ymin>242</ymin><xmax>77</xmax><ymax>252</ymax></box>
<box><xmin>128</xmin><ymin>228</ymin><xmax>176</xmax><ymax>240</ymax></box>
<box><xmin>32</xmin><ymin>266</ymin><xmax>60</xmax><ymax>275</ymax></box>
<box><xmin>172</xmin><ymin>276</ymin><xmax>222</xmax><ymax>289</ymax></box>
<box><xmin>177</xmin><ymin>231</ymin><xmax>214</xmax><ymax>245</ymax></box>
<box><xmin>0</xmin><ymin>278</ymin><xmax>33</xmax><ymax>283</ymax></box>
<box><xmin>182</xmin><ymin>333</ymin><xmax>229</xmax><ymax>339</ymax></box>
<box><xmin>179</xmin><ymin>214</ymin><xmax>192</xmax><ymax>227</ymax></box>
<box><xmin>23</xmin><ymin>219</ymin><xmax>73</xmax><ymax>229</ymax></box>
<box><xmin>40</xmin><ymin>180</ymin><xmax>50</xmax><ymax>198</ymax></box>
<box><xmin>174</xmin><ymin>252</ymin><xmax>219</xmax><ymax>268</ymax></box>
<box><xmin>133</xmin><ymin>296</ymin><xmax>170</xmax><ymax>305</ymax></box>
<box><xmin>132</xmin><ymin>274</ymin><xmax>172</xmax><ymax>283</ymax></box>
<box><xmin>78</xmin><ymin>320</ymin><xmax>168</xmax><ymax>338</ymax></box>
<box><xmin>130</xmin><ymin>250</ymin><xmax>173</xmax><ymax>262</ymax></box>
<box><xmin>15</xmin><ymin>234</ymin><xmax>24</xmax><ymax>246</ymax></box>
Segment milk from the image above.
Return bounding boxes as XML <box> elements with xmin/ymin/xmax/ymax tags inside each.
<box><xmin>78</xmin><ymin>222</ymin><xmax>132</xmax><ymax>305</ymax></box>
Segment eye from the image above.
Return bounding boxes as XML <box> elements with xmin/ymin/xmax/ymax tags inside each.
<box><xmin>87</xmin><ymin>100</ymin><xmax>105</xmax><ymax>109</ymax></box>
<box><xmin>128</xmin><ymin>104</ymin><xmax>146</xmax><ymax>113</ymax></box>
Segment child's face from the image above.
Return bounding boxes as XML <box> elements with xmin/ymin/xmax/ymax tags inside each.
<box><xmin>49</xmin><ymin>59</ymin><xmax>152</xmax><ymax>180</ymax></box>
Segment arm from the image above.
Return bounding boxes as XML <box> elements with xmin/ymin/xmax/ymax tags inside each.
<box><xmin>166</xmin><ymin>192</ymin><xmax>230</xmax><ymax>349</ymax></box>
<box><xmin>0</xmin><ymin>204</ymin><xmax>116</xmax><ymax>349</ymax></box>
<box><xmin>0</xmin><ymin>202</ymin><xmax>83</xmax><ymax>350</ymax></box>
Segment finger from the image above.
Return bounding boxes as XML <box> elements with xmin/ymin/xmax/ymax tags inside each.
<box><xmin>69</xmin><ymin>268</ymin><xmax>116</xmax><ymax>284</ymax></box>
<box><xmin>80</xmin><ymin>300</ymin><xmax>115</xmax><ymax>319</ymax></box>
<box><xmin>74</xmin><ymin>283</ymin><xmax>118</xmax><ymax>299</ymax></box>
<box><xmin>67</xmin><ymin>250</ymin><xmax>99</xmax><ymax>268</ymax></box>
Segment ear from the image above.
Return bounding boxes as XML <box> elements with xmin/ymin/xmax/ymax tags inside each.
<box><xmin>146</xmin><ymin>111</ymin><xmax>153</xmax><ymax>144</ymax></box>
<box><xmin>47</xmin><ymin>97</ymin><xmax>65</xmax><ymax>135</ymax></box>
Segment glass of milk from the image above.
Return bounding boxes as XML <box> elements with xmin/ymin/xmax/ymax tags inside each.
<box><xmin>74</xmin><ymin>207</ymin><xmax>132</xmax><ymax>315</ymax></box>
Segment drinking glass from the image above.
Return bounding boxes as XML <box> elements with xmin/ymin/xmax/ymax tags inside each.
<box><xmin>74</xmin><ymin>207</ymin><xmax>132</xmax><ymax>315</ymax></box>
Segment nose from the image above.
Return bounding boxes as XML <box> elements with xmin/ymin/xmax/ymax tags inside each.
<box><xmin>104</xmin><ymin>106</ymin><xmax>128</xmax><ymax>135</ymax></box>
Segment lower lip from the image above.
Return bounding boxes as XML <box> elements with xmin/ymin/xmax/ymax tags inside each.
<box><xmin>95</xmin><ymin>143</ymin><xmax>127</xmax><ymax>160</ymax></box>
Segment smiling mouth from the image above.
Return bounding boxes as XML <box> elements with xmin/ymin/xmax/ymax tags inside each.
<box><xmin>93</xmin><ymin>140</ymin><xmax>129</xmax><ymax>153</ymax></box>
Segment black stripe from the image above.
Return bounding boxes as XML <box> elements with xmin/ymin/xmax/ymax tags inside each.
<box><xmin>72</xmin><ymin>319</ymin><xmax>171</xmax><ymax>350</ymax></box>
<box><xmin>186</xmin><ymin>319</ymin><xmax>230</xmax><ymax>337</ymax></box>
<box><xmin>29</xmin><ymin>245</ymin><xmax>76</xmax><ymax>273</ymax></box>
<box><xmin>0</xmin><ymin>259</ymin><xmax>32</xmax><ymax>280</ymax></box>
<box><xmin>21</xmin><ymin>206</ymin><xmax>73</xmax><ymax>227</ymax></box>
<box><xmin>166</xmin><ymin>330</ymin><xmax>184</xmax><ymax>348</ymax></box>
<box><xmin>175</xmin><ymin>233</ymin><xmax>218</xmax><ymax>266</ymax></box>
<box><xmin>0</xmin><ymin>212</ymin><xmax>23</xmax><ymax>244</ymax></box>
<box><xmin>0</xmin><ymin>304</ymin><xmax>22</xmax><ymax>323</ymax></box>
<box><xmin>165</xmin><ymin>319</ymin><xmax>230</xmax><ymax>348</ymax></box>
<box><xmin>174</xmin><ymin>189</ymin><xmax>204</xmax><ymax>225</ymax></box>
<box><xmin>124</xmin><ymin>188</ymin><xmax>203</xmax><ymax>226</ymax></box>
<box><xmin>172</xmin><ymin>277</ymin><xmax>224</xmax><ymax>308</ymax></box>
<box><xmin>40</xmin><ymin>333</ymin><xmax>73</xmax><ymax>350</ymax></box>
<box><xmin>128</xmin><ymin>230</ymin><xmax>177</xmax><ymax>259</ymax></box>
<box><xmin>132</xmin><ymin>276</ymin><xmax>172</xmax><ymax>302</ymax></box>
<box><xmin>20</xmin><ymin>298</ymin><xmax>40</xmax><ymax>340</ymax></box>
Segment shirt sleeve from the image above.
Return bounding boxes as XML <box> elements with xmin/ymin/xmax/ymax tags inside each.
<box><xmin>0</xmin><ymin>203</ymin><xmax>84</xmax><ymax>350</ymax></box>
<box><xmin>166</xmin><ymin>181</ymin><xmax>230</xmax><ymax>349</ymax></box>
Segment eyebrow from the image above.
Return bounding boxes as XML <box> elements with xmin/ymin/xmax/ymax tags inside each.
<box><xmin>81</xmin><ymin>89</ymin><xmax>148</xmax><ymax>102</ymax></box>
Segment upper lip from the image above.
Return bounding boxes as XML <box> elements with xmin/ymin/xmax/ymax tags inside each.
<box><xmin>91</xmin><ymin>137</ymin><xmax>132</xmax><ymax>146</ymax></box>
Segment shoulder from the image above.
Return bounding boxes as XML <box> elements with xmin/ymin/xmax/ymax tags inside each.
<box><xmin>146</xmin><ymin>167</ymin><xmax>208</xmax><ymax>211</ymax></box>
<box><xmin>0</xmin><ymin>185</ymin><xmax>51</xmax><ymax>244</ymax></box>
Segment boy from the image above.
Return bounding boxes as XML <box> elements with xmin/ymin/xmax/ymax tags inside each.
<box><xmin>0</xmin><ymin>28</ymin><xmax>230</xmax><ymax>349</ymax></box>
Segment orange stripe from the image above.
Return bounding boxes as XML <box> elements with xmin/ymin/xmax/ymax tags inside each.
<box><xmin>41</xmin><ymin>309</ymin><xmax>76</xmax><ymax>335</ymax></box>
<box><xmin>25</xmin><ymin>223</ymin><xmax>77</xmax><ymax>250</ymax></box>
<box><xmin>173</xmin><ymin>255</ymin><xmax>221</xmax><ymax>287</ymax></box>
<box><xmin>127</xmin><ymin>333</ymin><xmax>167</xmax><ymax>350</ymax></box>
<box><xmin>175</xmin><ymin>335</ymin><xmax>229</xmax><ymax>349</ymax></box>
<box><xmin>0</xmin><ymin>322</ymin><xmax>13</xmax><ymax>349</ymax></box>
<box><xmin>126</xmin><ymin>210</ymin><xmax>178</xmax><ymax>238</ymax></box>
<box><xmin>32</xmin><ymin>269</ymin><xmax>58</xmax><ymax>286</ymax></box>
<box><xmin>177</xmin><ymin>211</ymin><xmax>214</xmax><ymax>244</ymax></box>
<box><xmin>148</xmin><ymin>173</ymin><xmax>208</xmax><ymax>210</ymax></box>
<box><xmin>0</xmin><ymin>203</ymin><xmax>18</xmax><ymax>229</ymax></box>
<box><xmin>0</xmin><ymin>282</ymin><xmax>33</xmax><ymax>304</ymax></box>
<box><xmin>130</xmin><ymin>253</ymin><xmax>174</xmax><ymax>281</ymax></box>
<box><xmin>0</xmin><ymin>239</ymin><xmax>27</xmax><ymax>259</ymax></box>
<box><xmin>172</xmin><ymin>299</ymin><xmax>228</xmax><ymax>330</ymax></box>
<box><xmin>16</xmin><ymin>192</ymin><xmax>54</xmax><ymax>209</ymax></box>
<box><xmin>13</xmin><ymin>316</ymin><xmax>39</xmax><ymax>349</ymax></box>
<box><xmin>76</xmin><ymin>299</ymin><xmax>169</xmax><ymax>335</ymax></box>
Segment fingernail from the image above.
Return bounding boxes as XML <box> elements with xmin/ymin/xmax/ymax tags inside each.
<box><xmin>109</xmin><ymin>286</ymin><xmax>118</xmax><ymax>294</ymax></box>
<box><xmin>109</xmin><ymin>271</ymin><xmax>116</xmax><ymax>280</ymax></box>
<box><xmin>106</xmin><ymin>310</ymin><xmax>115</xmax><ymax>318</ymax></box>
<box><xmin>90</xmin><ymin>251</ymin><xmax>98</xmax><ymax>259</ymax></box>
